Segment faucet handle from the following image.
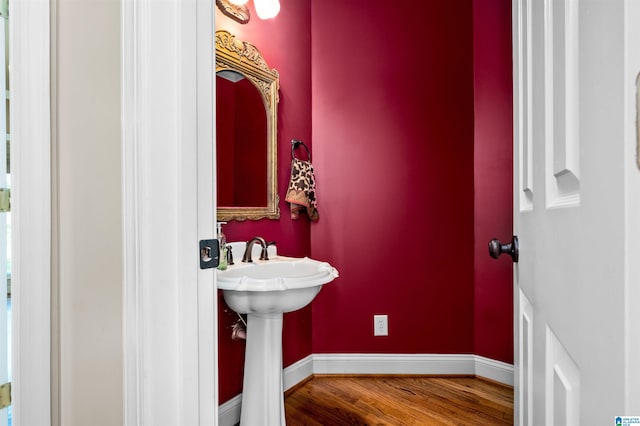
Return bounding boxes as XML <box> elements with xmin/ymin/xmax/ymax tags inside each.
<box><xmin>227</xmin><ymin>246</ymin><xmax>234</xmax><ymax>265</ymax></box>
<box><xmin>260</xmin><ymin>241</ymin><xmax>276</xmax><ymax>261</ymax></box>
<box><xmin>259</xmin><ymin>248</ymin><xmax>269</xmax><ymax>261</ymax></box>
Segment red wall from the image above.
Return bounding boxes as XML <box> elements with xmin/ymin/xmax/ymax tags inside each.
<box><xmin>216</xmin><ymin>0</ymin><xmax>313</xmax><ymax>404</ymax></box>
<box><xmin>473</xmin><ymin>0</ymin><xmax>514</xmax><ymax>364</ymax></box>
<box><xmin>310</xmin><ymin>0</ymin><xmax>477</xmax><ymax>355</ymax></box>
<box><xmin>216</xmin><ymin>0</ymin><xmax>514</xmax><ymax>405</ymax></box>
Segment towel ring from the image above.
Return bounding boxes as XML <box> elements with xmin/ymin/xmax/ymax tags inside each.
<box><xmin>291</xmin><ymin>139</ymin><xmax>311</xmax><ymax>162</ymax></box>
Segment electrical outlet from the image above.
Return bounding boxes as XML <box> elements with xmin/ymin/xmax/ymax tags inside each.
<box><xmin>374</xmin><ymin>315</ymin><xmax>388</xmax><ymax>336</ymax></box>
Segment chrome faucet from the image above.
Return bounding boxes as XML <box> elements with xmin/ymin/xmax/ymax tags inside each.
<box><xmin>242</xmin><ymin>237</ymin><xmax>269</xmax><ymax>263</ymax></box>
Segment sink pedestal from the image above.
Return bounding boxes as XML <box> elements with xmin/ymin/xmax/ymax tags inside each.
<box><xmin>240</xmin><ymin>313</ymin><xmax>286</xmax><ymax>426</ymax></box>
<box><xmin>217</xmin><ymin>249</ymin><xmax>339</xmax><ymax>426</ymax></box>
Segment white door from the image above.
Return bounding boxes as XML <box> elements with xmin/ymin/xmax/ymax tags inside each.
<box><xmin>513</xmin><ymin>0</ymin><xmax>640</xmax><ymax>425</ymax></box>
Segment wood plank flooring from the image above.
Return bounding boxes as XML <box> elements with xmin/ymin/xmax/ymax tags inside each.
<box><xmin>284</xmin><ymin>376</ymin><xmax>513</xmax><ymax>426</ymax></box>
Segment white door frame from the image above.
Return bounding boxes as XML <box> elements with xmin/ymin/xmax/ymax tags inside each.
<box><xmin>121</xmin><ymin>0</ymin><xmax>217</xmax><ymax>424</ymax></box>
<box><xmin>9</xmin><ymin>0</ymin><xmax>52</xmax><ymax>424</ymax></box>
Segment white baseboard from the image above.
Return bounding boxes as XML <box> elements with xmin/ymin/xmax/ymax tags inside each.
<box><xmin>313</xmin><ymin>353</ymin><xmax>476</xmax><ymax>375</ymax></box>
<box><xmin>218</xmin><ymin>353</ymin><xmax>513</xmax><ymax>426</ymax></box>
<box><xmin>218</xmin><ymin>394</ymin><xmax>242</xmax><ymax>426</ymax></box>
<box><xmin>474</xmin><ymin>355</ymin><xmax>514</xmax><ymax>386</ymax></box>
<box><xmin>283</xmin><ymin>354</ymin><xmax>314</xmax><ymax>391</ymax></box>
<box><xmin>313</xmin><ymin>353</ymin><xmax>513</xmax><ymax>386</ymax></box>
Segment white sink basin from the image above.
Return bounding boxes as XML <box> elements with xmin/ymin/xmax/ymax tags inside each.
<box><xmin>217</xmin><ymin>241</ymin><xmax>338</xmax><ymax>426</ymax></box>
<box><xmin>218</xmin><ymin>257</ymin><xmax>338</xmax><ymax>314</ymax></box>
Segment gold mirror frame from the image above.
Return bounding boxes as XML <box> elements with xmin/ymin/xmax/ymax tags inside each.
<box><xmin>216</xmin><ymin>30</ymin><xmax>280</xmax><ymax>221</ymax></box>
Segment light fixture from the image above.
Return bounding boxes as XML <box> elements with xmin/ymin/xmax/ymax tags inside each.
<box><xmin>254</xmin><ymin>0</ymin><xmax>280</xmax><ymax>20</ymax></box>
<box><xmin>216</xmin><ymin>0</ymin><xmax>280</xmax><ymax>24</ymax></box>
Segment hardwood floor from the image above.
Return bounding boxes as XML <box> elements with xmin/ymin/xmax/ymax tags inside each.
<box><xmin>284</xmin><ymin>376</ymin><xmax>513</xmax><ymax>426</ymax></box>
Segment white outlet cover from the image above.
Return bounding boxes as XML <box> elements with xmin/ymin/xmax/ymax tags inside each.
<box><xmin>374</xmin><ymin>314</ymin><xmax>388</xmax><ymax>336</ymax></box>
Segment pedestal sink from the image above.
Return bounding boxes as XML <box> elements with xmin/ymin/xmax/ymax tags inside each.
<box><xmin>217</xmin><ymin>242</ymin><xmax>339</xmax><ymax>426</ymax></box>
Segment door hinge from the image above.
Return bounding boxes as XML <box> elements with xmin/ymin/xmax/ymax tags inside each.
<box><xmin>0</xmin><ymin>382</ymin><xmax>10</xmax><ymax>409</ymax></box>
<box><xmin>0</xmin><ymin>188</ymin><xmax>9</xmax><ymax>213</ymax></box>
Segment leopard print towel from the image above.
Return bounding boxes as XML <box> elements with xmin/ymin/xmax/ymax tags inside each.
<box><xmin>285</xmin><ymin>158</ymin><xmax>319</xmax><ymax>221</ymax></box>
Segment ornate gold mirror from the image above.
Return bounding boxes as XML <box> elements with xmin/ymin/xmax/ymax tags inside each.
<box><xmin>216</xmin><ymin>30</ymin><xmax>280</xmax><ymax>221</ymax></box>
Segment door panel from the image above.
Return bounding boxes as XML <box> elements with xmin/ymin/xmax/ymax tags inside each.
<box><xmin>545</xmin><ymin>326</ymin><xmax>580</xmax><ymax>426</ymax></box>
<box><xmin>513</xmin><ymin>0</ymin><xmax>631</xmax><ymax>424</ymax></box>
<box><xmin>518</xmin><ymin>289</ymin><xmax>533</xmax><ymax>426</ymax></box>
<box><xmin>545</xmin><ymin>0</ymin><xmax>580</xmax><ymax>207</ymax></box>
<box><xmin>516</xmin><ymin>0</ymin><xmax>534</xmax><ymax>213</ymax></box>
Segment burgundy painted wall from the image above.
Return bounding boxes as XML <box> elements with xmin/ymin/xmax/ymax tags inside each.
<box><xmin>216</xmin><ymin>0</ymin><xmax>312</xmax><ymax>404</ymax></box>
<box><xmin>310</xmin><ymin>0</ymin><xmax>476</xmax><ymax>354</ymax></box>
<box><xmin>216</xmin><ymin>0</ymin><xmax>514</xmax><ymax>405</ymax></box>
<box><xmin>473</xmin><ymin>0</ymin><xmax>514</xmax><ymax>364</ymax></box>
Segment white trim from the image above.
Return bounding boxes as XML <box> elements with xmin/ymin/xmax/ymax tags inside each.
<box><xmin>474</xmin><ymin>355</ymin><xmax>515</xmax><ymax>386</ymax></box>
<box><xmin>10</xmin><ymin>0</ymin><xmax>52</xmax><ymax>424</ymax></box>
<box><xmin>121</xmin><ymin>0</ymin><xmax>216</xmax><ymax>424</ymax></box>
<box><xmin>218</xmin><ymin>354</ymin><xmax>513</xmax><ymax>426</ymax></box>
<box><xmin>313</xmin><ymin>354</ymin><xmax>513</xmax><ymax>384</ymax></box>
<box><xmin>219</xmin><ymin>394</ymin><xmax>243</xmax><ymax>426</ymax></box>
<box><xmin>313</xmin><ymin>353</ymin><xmax>476</xmax><ymax>376</ymax></box>
<box><xmin>120</xmin><ymin>0</ymin><xmax>145</xmax><ymax>422</ymax></box>
<box><xmin>283</xmin><ymin>354</ymin><xmax>314</xmax><ymax>391</ymax></box>
<box><xmin>195</xmin><ymin>0</ymin><xmax>217</xmax><ymax>421</ymax></box>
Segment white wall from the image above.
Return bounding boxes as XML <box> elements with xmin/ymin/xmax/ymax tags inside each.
<box><xmin>53</xmin><ymin>0</ymin><xmax>122</xmax><ymax>424</ymax></box>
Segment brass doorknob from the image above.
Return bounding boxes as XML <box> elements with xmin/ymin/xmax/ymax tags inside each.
<box><xmin>488</xmin><ymin>235</ymin><xmax>519</xmax><ymax>263</ymax></box>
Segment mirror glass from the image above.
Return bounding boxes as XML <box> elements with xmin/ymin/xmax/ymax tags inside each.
<box><xmin>216</xmin><ymin>70</ymin><xmax>268</xmax><ymax>207</ymax></box>
<box><xmin>216</xmin><ymin>30</ymin><xmax>280</xmax><ymax>221</ymax></box>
